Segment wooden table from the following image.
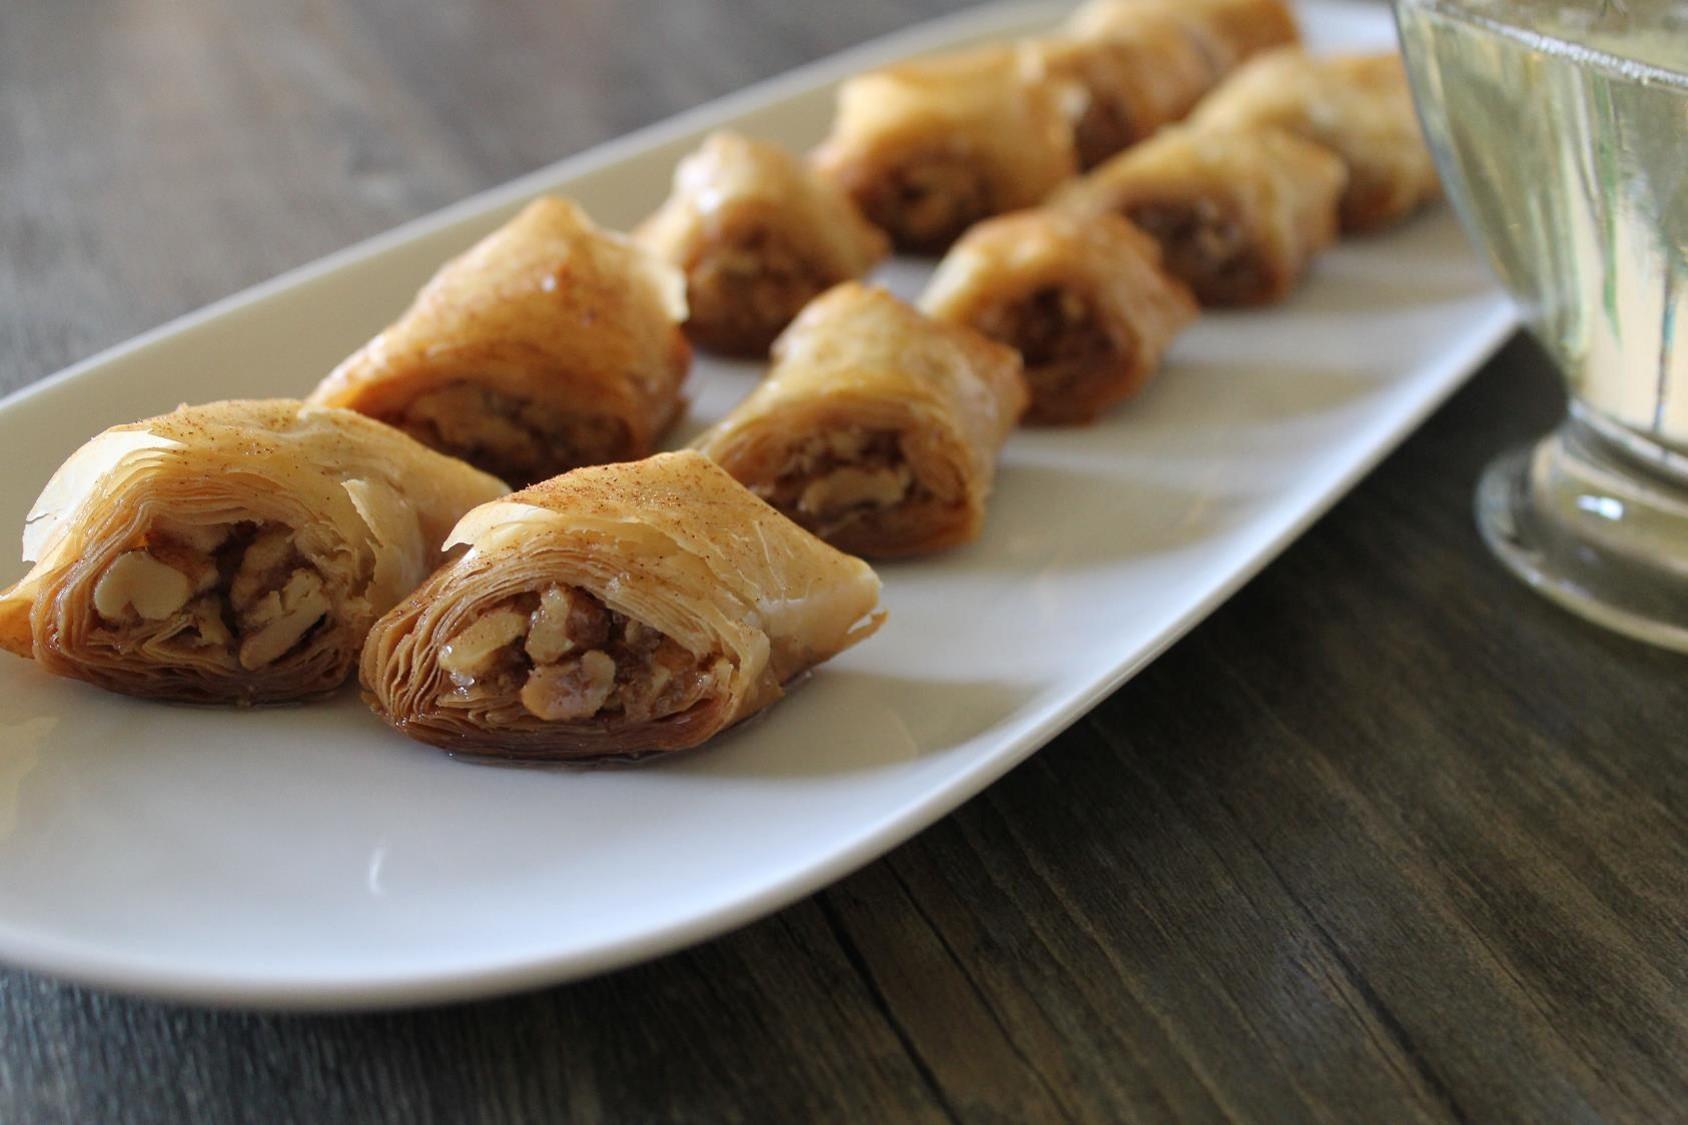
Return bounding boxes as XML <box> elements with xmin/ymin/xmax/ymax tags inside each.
<box><xmin>3</xmin><ymin>1</ymin><xmax>1685</xmax><ymax>1120</ymax></box>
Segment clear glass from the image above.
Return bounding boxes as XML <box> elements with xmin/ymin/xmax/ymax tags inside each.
<box><xmin>1395</xmin><ymin>0</ymin><xmax>1688</xmax><ymax>649</ymax></box>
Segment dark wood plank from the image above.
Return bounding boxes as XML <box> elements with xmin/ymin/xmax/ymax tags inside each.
<box><xmin>3</xmin><ymin>1</ymin><xmax>1686</xmax><ymax>1122</ymax></box>
<box><xmin>0</xmin><ymin>0</ymin><xmax>973</xmax><ymax>396</ymax></box>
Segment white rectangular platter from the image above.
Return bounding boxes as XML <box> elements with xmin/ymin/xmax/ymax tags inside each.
<box><xmin>0</xmin><ymin>0</ymin><xmax>1513</xmax><ymax>1008</ymax></box>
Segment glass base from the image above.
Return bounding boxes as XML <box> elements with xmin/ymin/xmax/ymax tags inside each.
<box><xmin>1476</xmin><ymin>407</ymin><xmax>1688</xmax><ymax>653</ymax></box>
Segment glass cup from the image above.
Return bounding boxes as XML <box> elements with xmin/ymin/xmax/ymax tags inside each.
<box><xmin>1394</xmin><ymin>0</ymin><xmax>1688</xmax><ymax>650</ymax></box>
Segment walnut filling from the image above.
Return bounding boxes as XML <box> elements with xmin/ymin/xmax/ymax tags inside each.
<box><xmin>1073</xmin><ymin>97</ymin><xmax>1137</xmax><ymax>172</ymax></box>
<box><xmin>386</xmin><ymin>382</ymin><xmax>630</xmax><ymax>487</ymax></box>
<box><xmin>1126</xmin><ymin>201</ymin><xmax>1264</xmax><ymax>306</ymax></box>
<box><xmin>751</xmin><ymin>428</ymin><xmax>923</xmax><ymax>538</ymax></box>
<box><xmin>686</xmin><ymin>226</ymin><xmax>828</xmax><ymax>355</ymax></box>
<box><xmin>990</xmin><ymin>287</ymin><xmax>1108</xmax><ymax>368</ymax></box>
<box><xmin>972</xmin><ymin>285</ymin><xmax>1116</xmax><ymax>419</ymax></box>
<box><xmin>858</xmin><ymin>153</ymin><xmax>992</xmax><ymax>254</ymax></box>
<box><xmin>89</xmin><ymin>520</ymin><xmax>332</xmax><ymax>671</ymax></box>
<box><xmin>437</xmin><ymin>586</ymin><xmax>727</xmax><ymax>725</ymax></box>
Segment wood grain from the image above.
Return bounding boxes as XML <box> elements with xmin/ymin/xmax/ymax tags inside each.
<box><xmin>3</xmin><ymin>1</ymin><xmax>1686</xmax><ymax>1122</ymax></box>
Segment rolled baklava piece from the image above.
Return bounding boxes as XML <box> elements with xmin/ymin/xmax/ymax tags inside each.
<box><xmin>1024</xmin><ymin>6</ymin><xmax>1229</xmax><ymax>170</ymax></box>
<box><xmin>810</xmin><ymin>47</ymin><xmax>1077</xmax><ymax>254</ymax></box>
<box><xmin>693</xmin><ymin>283</ymin><xmax>1027</xmax><ymax>557</ymax></box>
<box><xmin>1190</xmin><ymin>49</ymin><xmax>1440</xmax><ymax>232</ymax></box>
<box><xmin>311</xmin><ymin>196</ymin><xmax>690</xmax><ymax>486</ymax></box>
<box><xmin>1067</xmin><ymin>0</ymin><xmax>1299</xmax><ymax>65</ymax></box>
<box><xmin>922</xmin><ymin>210</ymin><xmax>1197</xmax><ymax>425</ymax></box>
<box><xmin>360</xmin><ymin>450</ymin><xmax>883</xmax><ymax>762</ymax></box>
<box><xmin>635</xmin><ymin>131</ymin><xmax>890</xmax><ymax>357</ymax></box>
<box><xmin>1051</xmin><ymin>125</ymin><xmax>1346</xmax><ymax>306</ymax></box>
<box><xmin>0</xmin><ymin>400</ymin><xmax>507</xmax><ymax>705</ymax></box>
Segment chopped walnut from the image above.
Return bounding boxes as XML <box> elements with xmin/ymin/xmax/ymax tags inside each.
<box><xmin>859</xmin><ymin>152</ymin><xmax>991</xmax><ymax>253</ymax></box>
<box><xmin>969</xmin><ymin>285</ymin><xmax>1117</xmax><ymax>424</ymax></box>
<box><xmin>154</xmin><ymin>519</ymin><xmax>230</xmax><ymax>556</ymax></box>
<box><xmin>237</xmin><ymin>568</ymin><xmax>330</xmax><ymax>670</ymax></box>
<box><xmin>146</xmin><ymin>538</ymin><xmax>219</xmax><ymax>598</ymax></box>
<box><xmin>438</xmin><ymin>607</ymin><xmax>530</xmax><ymax>677</ymax></box>
<box><xmin>182</xmin><ymin>595</ymin><xmax>231</xmax><ymax>648</ymax></box>
<box><xmin>88</xmin><ymin>519</ymin><xmax>336</xmax><ymax>672</ymax></box>
<box><xmin>387</xmin><ymin>382</ymin><xmax>629</xmax><ymax>486</ymax></box>
<box><xmin>432</xmin><ymin>585</ymin><xmax>720</xmax><ymax>726</ymax></box>
<box><xmin>798</xmin><ymin>463</ymin><xmax>913</xmax><ymax>517</ymax></box>
<box><xmin>1128</xmin><ymin>200</ymin><xmax>1257</xmax><ymax>305</ymax></box>
<box><xmin>756</xmin><ymin>427</ymin><xmax>919</xmax><ymax>530</ymax></box>
<box><xmin>826</xmin><ymin>428</ymin><xmax>868</xmax><ymax>460</ymax></box>
<box><xmin>685</xmin><ymin>226</ymin><xmax>826</xmax><ymax>355</ymax></box>
<box><xmin>622</xmin><ymin>617</ymin><xmax>663</xmax><ymax>654</ymax></box>
<box><xmin>617</xmin><ymin>642</ymin><xmax>721</xmax><ymax>723</ymax></box>
<box><xmin>520</xmin><ymin>650</ymin><xmax>617</xmax><ymax>721</ymax></box>
<box><xmin>524</xmin><ymin>586</ymin><xmax>610</xmax><ymax>665</ymax></box>
<box><xmin>92</xmin><ymin>550</ymin><xmax>196</xmax><ymax>623</ymax></box>
<box><xmin>229</xmin><ymin>525</ymin><xmax>298</xmax><ymax>613</ymax></box>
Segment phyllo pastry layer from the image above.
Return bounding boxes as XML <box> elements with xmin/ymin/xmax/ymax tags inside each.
<box><xmin>360</xmin><ymin>450</ymin><xmax>883</xmax><ymax>762</ymax></box>
<box><xmin>311</xmin><ymin>196</ymin><xmax>690</xmax><ymax>486</ymax></box>
<box><xmin>694</xmin><ymin>283</ymin><xmax>1027</xmax><ymax>557</ymax></box>
<box><xmin>1025</xmin><ymin>6</ymin><xmax>1230</xmax><ymax>171</ymax></box>
<box><xmin>811</xmin><ymin>47</ymin><xmax>1077</xmax><ymax>254</ymax></box>
<box><xmin>1067</xmin><ymin>0</ymin><xmax>1299</xmax><ymax>65</ymax></box>
<box><xmin>0</xmin><ymin>400</ymin><xmax>507</xmax><ymax>704</ymax></box>
<box><xmin>636</xmin><ymin>131</ymin><xmax>890</xmax><ymax>356</ymax></box>
<box><xmin>923</xmin><ymin>209</ymin><xmax>1198</xmax><ymax>425</ymax></box>
<box><xmin>1052</xmin><ymin>125</ymin><xmax>1346</xmax><ymax>306</ymax></box>
<box><xmin>1191</xmin><ymin>48</ymin><xmax>1440</xmax><ymax>232</ymax></box>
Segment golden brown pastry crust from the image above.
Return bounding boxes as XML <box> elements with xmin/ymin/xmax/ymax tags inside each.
<box><xmin>1052</xmin><ymin>125</ymin><xmax>1346</xmax><ymax>306</ymax></box>
<box><xmin>635</xmin><ymin>132</ymin><xmax>889</xmax><ymax>357</ymax></box>
<box><xmin>310</xmin><ymin>196</ymin><xmax>690</xmax><ymax>486</ymax></box>
<box><xmin>0</xmin><ymin>400</ymin><xmax>507</xmax><ymax>704</ymax></box>
<box><xmin>1191</xmin><ymin>48</ymin><xmax>1440</xmax><ymax>232</ymax></box>
<box><xmin>922</xmin><ymin>209</ymin><xmax>1198</xmax><ymax>425</ymax></box>
<box><xmin>1067</xmin><ymin>0</ymin><xmax>1300</xmax><ymax>64</ymax></box>
<box><xmin>693</xmin><ymin>283</ymin><xmax>1027</xmax><ymax>557</ymax></box>
<box><xmin>1026</xmin><ymin>6</ymin><xmax>1229</xmax><ymax>170</ymax></box>
<box><xmin>811</xmin><ymin>47</ymin><xmax>1077</xmax><ymax>254</ymax></box>
<box><xmin>359</xmin><ymin>450</ymin><xmax>884</xmax><ymax>762</ymax></box>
